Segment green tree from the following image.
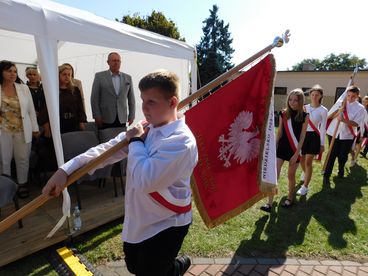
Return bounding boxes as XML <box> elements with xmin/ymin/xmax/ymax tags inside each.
<box><xmin>292</xmin><ymin>53</ymin><xmax>366</xmax><ymax>71</ymax></box>
<box><xmin>196</xmin><ymin>5</ymin><xmax>235</xmax><ymax>86</ymax></box>
<box><xmin>119</xmin><ymin>11</ymin><xmax>185</xmax><ymax>41</ymax></box>
<box><xmin>291</xmin><ymin>58</ymin><xmax>322</xmax><ymax>71</ymax></box>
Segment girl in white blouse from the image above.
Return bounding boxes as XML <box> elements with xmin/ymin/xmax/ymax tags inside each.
<box><xmin>298</xmin><ymin>85</ymin><xmax>327</xmax><ymax>196</ymax></box>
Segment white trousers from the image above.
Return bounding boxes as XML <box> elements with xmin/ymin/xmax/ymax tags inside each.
<box><xmin>0</xmin><ymin>130</ymin><xmax>31</xmax><ymax>184</ymax></box>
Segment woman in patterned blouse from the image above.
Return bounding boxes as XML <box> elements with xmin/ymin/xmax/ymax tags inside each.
<box><xmin>0</xmin><ymin>60</ymin><xmax>39</xmax><ymax>198</ymax></box>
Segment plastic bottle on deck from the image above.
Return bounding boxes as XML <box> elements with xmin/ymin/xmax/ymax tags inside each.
<box><xmin>72</xmin><ymin>206</ymin><xmax>82</xmax><ymax>232</ymax></box>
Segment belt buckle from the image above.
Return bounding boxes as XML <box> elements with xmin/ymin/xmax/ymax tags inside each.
<box><xmin>64</xmin><ymin>113</ymin><xmax>73</xmax><ymax>119</ymax></box>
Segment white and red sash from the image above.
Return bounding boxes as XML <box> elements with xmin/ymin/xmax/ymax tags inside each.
<box><xmin>149</xmin><ymin>190</ymin><xmax>192</xmax><ymax>214</ymax></box>
<box><xmin>282</xmin><ymin>112</ymin><xmax>300</xmax><ymax>161</ymax></box>
<box><xmin>343</xmin><ymin>108</ymin><xmax>357</xmax><ymax>138</ymax></box>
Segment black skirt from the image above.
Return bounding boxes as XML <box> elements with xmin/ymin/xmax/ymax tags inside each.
<box><xmin>301</xmin><ymin>131</ymin><xmax>320</xmax><ymax>155</ymax></box>
<box><xmin>276</xmin><ymin>136</ymin><xmax>300</xmax><ymax>162</ymax></box>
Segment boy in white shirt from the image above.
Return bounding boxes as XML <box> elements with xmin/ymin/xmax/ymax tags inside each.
<box><xmin>324</xmin><ymin>85</ymin><xmax>365</xmax><ymax>184</ymax></box>
<box><xmin>42</xmin><ymin>70</ymin><xmax>198</xmax><ymax>276</ymax></box>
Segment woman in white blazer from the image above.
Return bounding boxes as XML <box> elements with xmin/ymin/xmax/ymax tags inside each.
<box><xmin>0</xmin><ymin>60</ymin><xmax>39</xmax><ymax>198</ymax></box>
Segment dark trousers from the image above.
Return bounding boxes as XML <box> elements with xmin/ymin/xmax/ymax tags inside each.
<box><xmin>324</xmin><ymin>135</ymin><xmax>354</xmax><ymax>177</ymax></box>
<box><xmin>100</xmin><ymin>115</ymin><xmax>126</xmax><ymax>129</ymax></box>
<box><xmin>123</xmin><ymin>224</ymin><xmax>190</xmax><ymax>276</ymax></box>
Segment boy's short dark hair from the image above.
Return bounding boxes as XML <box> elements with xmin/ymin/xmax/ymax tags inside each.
<box><xmin>139</xmin><ymin>70</ymin><xmax>180</xmax><ymax>99</ymax></box>
<box><xmin>347</xmin><ymin>85</ymin><xmax>360</xmax><ymax>94</ymax></box>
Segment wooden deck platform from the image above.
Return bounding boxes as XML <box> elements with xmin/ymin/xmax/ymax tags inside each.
<box><xmin>0</xmin><ymin>178</ymin><xmax>125</xmax><ymax>267</ymax></box>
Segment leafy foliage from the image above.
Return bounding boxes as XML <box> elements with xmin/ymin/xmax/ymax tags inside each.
<box><xmin>292</xmin><ymin>53</ymin><xmax>367</xmax><ymax>71</ymax></box>
<box><xmin>119</xmin><ymin>11</ymin><xmax>185</xmax><ymax>41</ymax></box>
<box><xmin>196</xmin><ymin>5</ymin><xmax>235</xmax><ymax>86</ymax></box>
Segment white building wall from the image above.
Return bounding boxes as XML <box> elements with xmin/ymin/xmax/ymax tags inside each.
<box><xmin>274</xmin><ymin>70</ymin><xmax>368</xmax><ymax>111</ymax></box>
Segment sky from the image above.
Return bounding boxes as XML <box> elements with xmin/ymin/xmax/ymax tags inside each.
<box><xmin>53</xmin><ymin>0</ymin><xmax>368</xmax><ymax>71</ymax></box>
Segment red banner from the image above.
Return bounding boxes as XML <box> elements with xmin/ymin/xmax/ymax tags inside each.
<box><xmin>185</xmin><ymin>55</ymin><xmax>275</xmax><ymax>227</ymax></box>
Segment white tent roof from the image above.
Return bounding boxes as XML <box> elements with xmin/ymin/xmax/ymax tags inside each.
<box><xmin>0</xmin><ymin>0</ymin><xmax>197</xmax><ymax>166</ymax></box>
<box><xmin>0</xmin><ymin>0</ymin><xmax>195</xmax><ymax>60</ymax></box>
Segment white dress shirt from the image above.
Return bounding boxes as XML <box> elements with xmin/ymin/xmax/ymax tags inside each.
<box><xmin>61</xmin><ymin>116</ymin><xmax>198</xmax><ymax>243</ymax></box>
<box><xmin>305</xmin><ymin>104</ymin><xmax>328</xmax><ymax>145</ymax></box>
<box><xmin>327</xmin><ymin>101</ymin><xmax>366</xmax><ymax>140</ymax></box>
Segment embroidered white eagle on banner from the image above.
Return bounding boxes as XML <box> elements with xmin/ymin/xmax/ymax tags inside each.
<box><xmin>218</xmin><ymin>110</ymin><xmax>260</xmax><ymax>167</ymax></box>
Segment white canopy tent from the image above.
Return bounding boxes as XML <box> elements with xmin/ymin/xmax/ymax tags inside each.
<box><xmin>0</xmin><ymin>0</ymin><xmax>197</xmax><ymax>167</ymax></box>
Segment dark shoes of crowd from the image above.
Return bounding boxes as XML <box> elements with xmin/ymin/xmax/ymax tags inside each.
<box><xmin>259</xmin><ymin>168</ymin><xmax>357</xmax><ymax>214</ymax></box>
<box><xmin>260</xmin><ymin>198</ymin><xmax>294</xmax><ymax>213</ymax></box>
<box><xmin>260</xmin><ymin>203</ymin><xmax>272</xmax><ymax>213</ymax></box>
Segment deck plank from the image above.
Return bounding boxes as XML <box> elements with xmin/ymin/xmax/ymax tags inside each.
<box><xmin>0</xmin><ymin>179</ymin><xmax>125</xmax><ymax>266</ymax></box>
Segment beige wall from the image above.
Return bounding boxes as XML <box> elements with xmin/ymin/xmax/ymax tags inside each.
<box><xmin>274</xmin><ymin>70</ymin><xmax>368</xmax><ymax>111</ymax></box>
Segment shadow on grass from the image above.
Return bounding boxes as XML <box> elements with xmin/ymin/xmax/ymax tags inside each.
<box><xmin>232</xmin><ymin>164</ymin><xmax>367</xmax><ymax>260</ymax></box>
<box><xmin>73</xmin><ymin>217</ymin><xmax>123</xmax><ymax>254</ymax></box>
<box><xmin>0</xmin><ymin>246</ymin><xmax>59</xmax><ymax>276</ymax></box>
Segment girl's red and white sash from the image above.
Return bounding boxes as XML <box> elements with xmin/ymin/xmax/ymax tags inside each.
<box><xmin>149</xmin><ymin>190</ymin><xmax>192</xmax><ymax>214</ymax></box>
<box><xmin>282</xmin><ymin>112</ymin><xmax>300</xmax><ymax>160</ymax></box>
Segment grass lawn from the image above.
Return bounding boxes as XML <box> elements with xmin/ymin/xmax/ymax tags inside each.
<box><xmin>1</xmin><ymin>154</ymin><xmax>367</xmax><ymax>275</ymax></box>
<box><xmin>183</xmin><ymin>159</ymin><xmax>368</xmax><ymax>262</ymax></box>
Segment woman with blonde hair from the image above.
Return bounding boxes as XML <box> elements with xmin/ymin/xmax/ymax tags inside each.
<box><xmin>61</xmin><ymin>63</ymin><xmax>85</xmax><ymax>111</ymax></box>
<box><xmin>261</xmin><ymin>89</ymin><xmax>309</xmax><ymax>212</ymax></box>
<box><xmin>40</xmin><ymin>64</ymin><xmax>86</xmax><ymax>136</ymax></box>
<box><xmin>36</xmin><ymin>65</ymin><xmax>86</xmax><ymax>172</ymax></box>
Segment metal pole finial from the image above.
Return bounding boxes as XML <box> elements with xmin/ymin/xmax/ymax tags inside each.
<box><xmin>273</xmin><ymin>29</ymin><xmax>291</xmax><ymax>48</ymax></box>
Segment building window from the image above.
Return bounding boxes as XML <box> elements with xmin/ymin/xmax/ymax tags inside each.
<box><xmin>274</xmin><ymin>87</ymin><xmax>287</xmax><ymax>95</ymax></box>
<box><xmin>335</xmin><ymin>87</ymin><xmax>345</xmax><ymax>102</ymax></box>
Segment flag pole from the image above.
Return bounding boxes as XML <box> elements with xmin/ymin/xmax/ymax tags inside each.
<box><xmin>179</xmin><ymin>30</ymin><xmax>290</xmax><ymax>109</ymax></box>
<box><xmin>0</xmin><ymin>30</ymin><xmax>291</xmax><ymax>234</ymax></box>
<box><xmin>322</xmin><ymin>64</ymin><xmax>359</xmax><ymax>172</ymax></box>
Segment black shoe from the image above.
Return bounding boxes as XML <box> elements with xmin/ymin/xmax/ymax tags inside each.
<box><xmin>176</xmin><ymin>255</ymin><xmax>191</xmax><ymax>275</ymax></box>
<box><xmin>260</xmin><ymin>204</ymin><xmax>272</xmax><ymax>213</ymax></box>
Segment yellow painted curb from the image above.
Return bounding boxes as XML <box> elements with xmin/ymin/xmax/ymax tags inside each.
<box><xmin>57</xmin><ymin>247</ymin><xmax>93</xmax><ymax>276</ymax></box>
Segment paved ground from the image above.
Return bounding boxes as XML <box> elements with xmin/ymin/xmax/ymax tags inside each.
<box><xmin>96</xmin><ymin>256</ymin><xmax>368</xmax><ymax>275</ymax></box>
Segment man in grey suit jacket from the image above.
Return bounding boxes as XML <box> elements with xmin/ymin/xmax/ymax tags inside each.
<box><xmin>91</xmin><ymin>52</ymin><xmax>135</xmax><ymax>129</ymax></box>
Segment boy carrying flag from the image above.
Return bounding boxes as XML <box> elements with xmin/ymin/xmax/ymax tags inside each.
<box><xmin>42</xmin><ymin>70</ymin><xmax>198</xmax><ymax>276</ymax></box>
